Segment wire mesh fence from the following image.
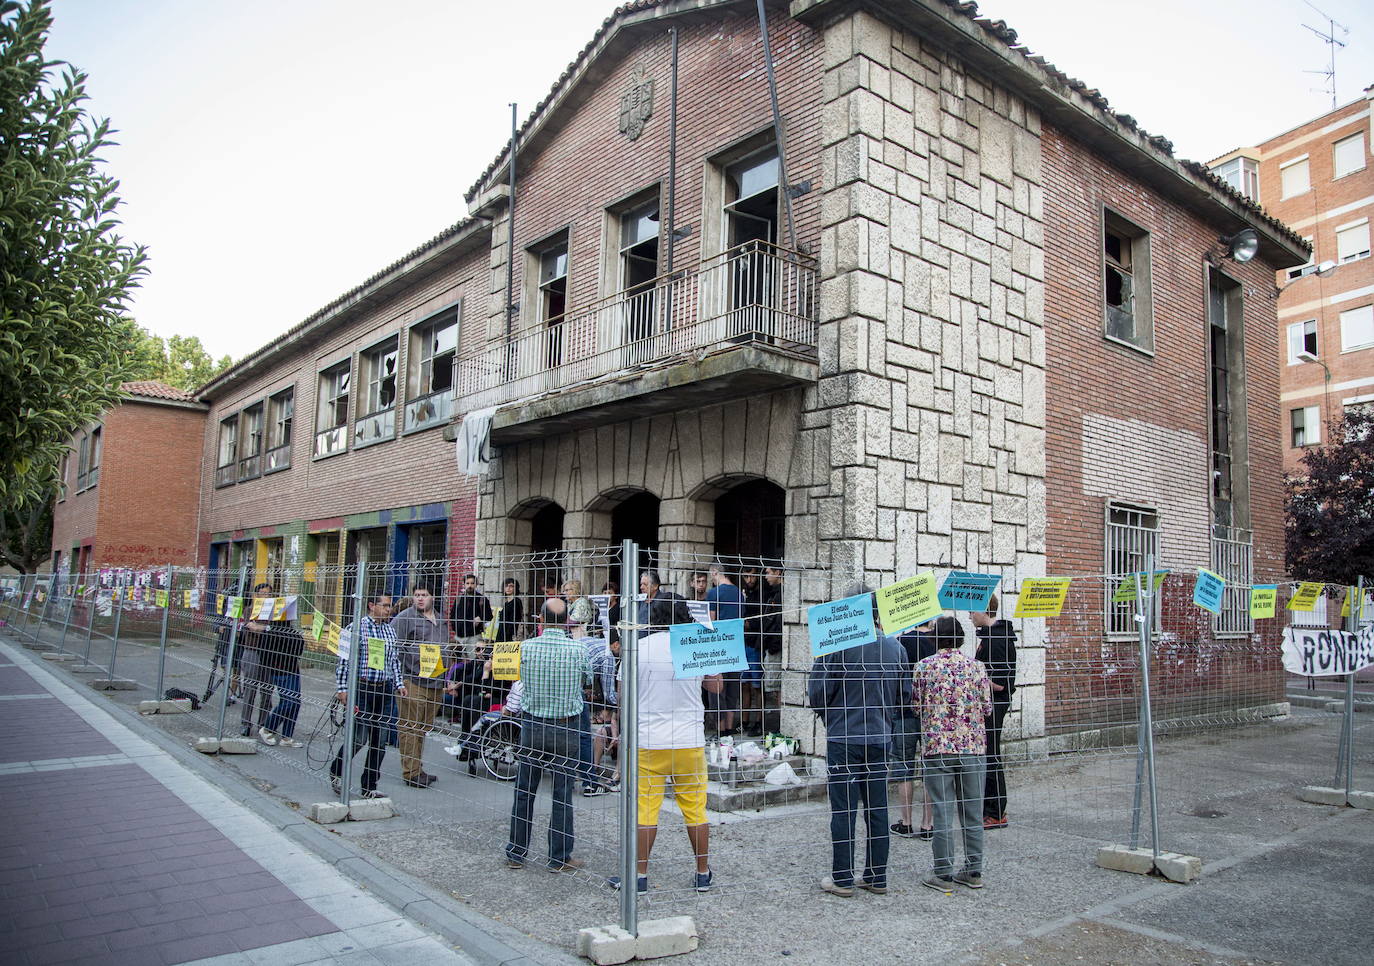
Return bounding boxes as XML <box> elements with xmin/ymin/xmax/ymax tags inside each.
<box><xmin>2</xmin><ymin>544</ymin><xmax>1370</xmax><ymax>942</ymax></box>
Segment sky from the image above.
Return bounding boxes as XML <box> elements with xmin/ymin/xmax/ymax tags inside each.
<box><xmin>43</xmin><ymin>0</ymin><xmax>1374</xmax><ymax>363</ymax></box>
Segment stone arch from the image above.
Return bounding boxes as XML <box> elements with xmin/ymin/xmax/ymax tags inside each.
<box><xmin>501</xmin><ymin>497</ymin><xmax>564</xmax><ymax>609</ymax></box>
<box><xmin>583</xmin><ymin>486</ymin><xmax>661</xmax><ymax>587</ymax></box>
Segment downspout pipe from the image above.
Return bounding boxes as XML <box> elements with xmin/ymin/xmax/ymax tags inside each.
<box><xmin>755</xmin><ymin>0</ymin><xmax>797</xmax><ymax>251</ymax></box>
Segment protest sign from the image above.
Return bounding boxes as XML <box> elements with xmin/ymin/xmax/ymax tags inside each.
<box><xmin>1192</xmin><ymin>569</ymin><xmax>1225</xmax><ymax>615</ymax></box>
<box><xmin>1281</xmin><ymin>625</ymin><xmax>1374</xmax><ymax>676</ymax></box>
<box><xmin>807</xmin><ymin>593</ymin><xmax>877</xmax><ymax>658</ymax></box>
<box><xmin>1249</xmin><ymin>585</ymin><xmax>1277</xmax><ymax>619</ymax></box>
<box><xmin>1013</xmin><ymin>578</ymin><xmax>1071</xmax><ymax>618</ymax></box>
<box><xmin>1111</xmin><ymin>571</ymin><xmax>1169</xmax><ymax>603</ymax></box>
<box><xmin>669</xmin><ymin>619</ymin><xmax>748</xmax><ymax>678</ymax></box>
<box><xmin>937</xmin><ymin>572</ymin><xmax>1001</xmax><ymax>612</ymax></box>
<box><xmin>685</xmin><ymin>599</ymin><xmax>713</xmax><ymax>630</ymax></box>
<box><xmin>492</xmin><ymin>640</ymin><xmax>521</xmax><ymax>680</ymax></box>
<box><xmin>1287</xmin><ymin>582</ymin><xmax>1324</xmax><ymax>612</ymax></box>
<box><xmin>875</xmin><ymin>572</ymin><xmax>942</xmax><ymax>633</ymax></box>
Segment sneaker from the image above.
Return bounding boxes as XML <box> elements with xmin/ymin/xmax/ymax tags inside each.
<box><xmin>257</xmin><ymin>727</ymin><xmax>277</xmax><ymax>746</ymax></box>
<box><xmin>547</xmin><ymin>858</ymin><xmax>585</xmax><ymax>874</ymax></box>
<box><xmin>953</xmin><ymin>871</ymin><xmax>984</xmax><ymax>890</ymax></box>
<box><xmin>890</xmin><ymin>822</ymin><xmax>916</xmax><ymax>838</ymax></box>
<box><xmin>820</xmin><ymin>875</ymin><xmax>854</xmax><ymax>897</ymax></box>
<box><xmin>694</xmin><ymin>869</ymin><xmax>714</xmax><ymax>893</ymax></box>
<box><xmin>857</xmin><ymin>877</ymin><xmax>888</xmax><ymax>894</ymax></box>
<box><xmin>506</xmin><ymin>858</ymin><xmax>525</xmax><ymax>870</ymax></box>
<box><xmin>330</xmin><ymin>776</ymin><xmax>341</xmax><ymax>795</ymax></box>
<box><xmin>983</xmin><ymin>815</ymin><xmax>1008</xmax><ymax>829</ymax></box>
<box><xmin>277</xmin><ymin>736</ymin><xmax>303</xmax><ymax>748</ymax></box>
<box><xmin>917</xmin><ymin>826</ymin><xmax>934</xmax><ymax>841</ymax></box>
<box><xmin>582</xmin><ymin>783</ymin><xmax>605</xmax><ymax>797</ymax></box>
<box><xmin>359</xmin><ymin>789</ymin><xmax>386</xmax><ymax>799</ymax></box>
<box><xmin>609</xmin><ymin>874</ymin><xmax>649</xmax><ymax>893</ymax></box>
<box><xmin>921</xmin><ymin>874</ymin><xmax>955</xmax><ymax>894</ymax></box>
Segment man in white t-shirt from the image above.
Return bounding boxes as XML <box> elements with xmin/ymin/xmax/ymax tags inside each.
<box><xmin>613</xmin><ymin>627</ymin><xmax>723</xmax><ymax>894</ymax></box>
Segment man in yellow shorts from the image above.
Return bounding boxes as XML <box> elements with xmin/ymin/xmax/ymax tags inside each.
<box><xmin>613</xmin><ymin>596</ymin><xmax>723</xmax><ymax>893</ymax></box>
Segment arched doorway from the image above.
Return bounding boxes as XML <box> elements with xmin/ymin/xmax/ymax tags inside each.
<box><xmin>713</xmin><ymin>478</ymin><xmax>785</xmax><ymax>563</ymax></box>
<box><xmin>611</xmin><ymin>490</ymin><xmax>660</xmax><ymax>580</ymax></box>
<box><xmin>529</xmin><ymin>502</ymin><xmax>565</xmax><ymax>605</ymax></box>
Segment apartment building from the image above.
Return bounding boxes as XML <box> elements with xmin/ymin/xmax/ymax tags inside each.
<box><xmin>49</xmin><ymin>381</ymin><xmax>207</xmax><ymax>573</ymax></box>
<box><xmin>1210</xmin><ymin>86</ymin><xmax>1374</xmax><ymax>474</ymax></box>
<box><xmin>60</xmin><ymin>0</ymin><xmax>1307</xmax><ymax>743</ymax></box>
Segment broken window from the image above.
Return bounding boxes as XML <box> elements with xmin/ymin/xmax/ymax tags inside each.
<box><xmin>1103</xmin><ymin>210</ymin><xmax>1152</xmax><ymax>352</ymax></box>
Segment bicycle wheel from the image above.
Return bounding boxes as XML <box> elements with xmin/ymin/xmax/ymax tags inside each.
<box><xmin>481</xmin><ymin>718</ymin><xmax>521</xmax><ymax>782</ymax></box>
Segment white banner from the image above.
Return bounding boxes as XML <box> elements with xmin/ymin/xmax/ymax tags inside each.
<box><xmin>455</xmin><ymin>406</ymin><xmax>496</xmax><ymax>476</ymax></box>
<box><xmin>1282</xmin><ymin>624</ymin><xmax>1374</xmax><ymax>676</ymax></box>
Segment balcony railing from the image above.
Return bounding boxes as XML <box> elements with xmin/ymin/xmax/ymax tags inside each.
<box><xmin>456</xmin><ymin>241</ymin><xmax>817</xmax><ymax>413</ymax></box>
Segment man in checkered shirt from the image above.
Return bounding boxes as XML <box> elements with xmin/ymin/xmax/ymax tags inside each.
<box><xmin>329</xmin><ymin>593</ymin><xmax>406</xmax><ymax>798</ymax></box>
<box><xmin>505</xmin><ymin>597</ymin><xmax>592</xmax><ymax>873</ymax></box>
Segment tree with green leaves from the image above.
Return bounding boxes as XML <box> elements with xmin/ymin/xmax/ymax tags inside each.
<box><xmin>125</xmin><ymin>327</ymin><xmax>233</xmax><ymax>391</ymax></box>
<box><xmin>0</xmin><ymin>495</ymin><xmax>52</xmax><ymax>574</ymax></box>
<box><xmin>0</xmin><ymin>0</ymin><xmax>149</xmax><ymax>508</ymax></box>
<box><xmin>1285</xmin><ymin>406</ymin><xmax>1374</xmax><ymax>588</ymax></box>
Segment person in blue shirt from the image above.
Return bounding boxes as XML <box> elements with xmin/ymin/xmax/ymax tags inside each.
<box><xmin>706</xmin><ymin>562</ymin><xmax>745</xmax><ymax>737</ymax></box>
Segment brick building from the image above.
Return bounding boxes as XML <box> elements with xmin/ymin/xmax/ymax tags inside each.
<box><xmin>84</xmin><ymin>0</ymin><xmax>1306</xmax><ymax>745</ymax></box>
<box><xmin>49</xmin><ymin>381</ymin><xmax>207</xmax><ymax>573</ymax></box>
<box><xmin>1209</xmin><ymin>86</ymin><xmax>1374</xmax><ymax>477</ymax></box>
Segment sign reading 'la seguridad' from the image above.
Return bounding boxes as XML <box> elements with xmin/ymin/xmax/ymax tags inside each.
<box><xmin>1281</xmin><ymin>624</ymin><xmax>1374</xmax><ymax>677</ymax></box>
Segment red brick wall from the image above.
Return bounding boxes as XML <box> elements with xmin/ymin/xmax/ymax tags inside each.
<box><xmin>1041</xmin><ymin>123</ymin><xmax>1288</xmax><ymax>728</ymax></box>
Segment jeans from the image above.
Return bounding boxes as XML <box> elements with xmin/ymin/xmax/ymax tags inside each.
<box><xmin>262</xmin><ymin>671</ymin><xmax>300</xmax><ymax>738</ymax></box>
<box><xmin>238</xmin><ymin>647</ymin><xmax>270</xmax><ymax>731</ymax></box>
<box><xmin>578</xmin><ymin>706</ymin><xmax>596</xmax><ymax>784</ymax></box>
<box><xmin>925</xmin><ymin>754</ymin><xmax>986</xmax><ymax>878</ymax></box>
<box><xmin>507</xmin><ymin>715</ymin><xmax>578</xmax><ymax>867</ymax></box>
<box><xmin>330</xmin><ymin>681</ymin><xmax>390</xmax><ymax>793</ymax></box>
<box><xmin>984</xmin><ymin>704</ymin><xmax>1010</xmax><ymax>819</ymax></box>
<box><xmin>825</xmin><ymin>742</ymin><xmax>890</xmax><ymax>887</ymax></box>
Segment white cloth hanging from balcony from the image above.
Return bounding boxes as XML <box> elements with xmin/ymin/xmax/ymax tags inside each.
<box><xmin>455</xmin><ymin>406</ymin><xmax>496</xmax><ymax>475</ymax></box>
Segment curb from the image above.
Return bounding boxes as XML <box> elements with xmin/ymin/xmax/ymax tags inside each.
<box><xmin>2</xmin><ymin>632</ymin><xmax>574</xmax><ymax>966</ymax></box>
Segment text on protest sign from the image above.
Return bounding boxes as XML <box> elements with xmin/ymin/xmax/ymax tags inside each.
<box><xmin>1111</xmin><ymin>571</ymin><xmax>1169</xmax><ymax>603</ymax></box>
<box><xmin>685</xmin><ymin>599</ymin><xmax>714</xmax><ymax>630</ymax></box>
<box><xmin>807</xmin><ymin>593</ymin><xmax>877</xmax><ymax>658</ymax></box>
<box><xmin>1192</xmin><ymin>569</ymin><xmax>1225</xmax><ymax>615</ymax></box>
<box><xmin>1249</xmin><ymin>585</ymin><xmax>1277</xmax><ymax>619</ymax></box>
<box><xmin>491</xmin><ymin>640</ymin><xmax>521</xmax><ymax>681</ymax></box>
<box><xmin>876</xmin><ymin>572</ymin><xmax>942</xmax><ymax>633</ymax></box>
<box><xmin>669</xmin><ymin>619</ymin><xmax>748</xmax><ymax>678</ymax></box>
<box><xmin>1013</xmin><ymin>577</ymin><xmax>1071</xmax><ymax>618</ymax></box>
<box><xmin>1281</xmin><ymin>624</ymin><xmax>1374</xmax><ymax>677</ymax></box>
<box><xmin>1287</xmin><ymin>582</ymin><xmax>1324</xmax><ymax>612</ymax></box>
<box><xmin>937</xmin><ymin>572</ymin><xmax>1001</xmax><ymax>612</ymax></box>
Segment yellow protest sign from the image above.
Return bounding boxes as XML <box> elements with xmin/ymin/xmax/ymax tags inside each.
<box><xmin>1339</xmin><ymin>588</ymin><xmax>1366</xmax><ymax>620</ymax></box>
<box><xmin>1249</xmin><ymin>585</ymin><xmax>1277</xmax><ymax>619</ymax></box>
<box><xmin>182</xmin><ymin>590</ymin><xmax>192</xmax><ymax>608</ymax></box>
<box><xmin>311</xmin><ymin>611</ymin><xmax>326</xmax><ymax>640</ymax></box>
<box><xmin>271</xmin><ymin>597</ymin><xmax>289</xmax><ymax>620</ymax></box>
<box><xmin>419</xmin><ymin>643</ymin><xmax>445</xmax><ymax>677</ymax></box>
<box><xmin>1111</xmin><ymin>571</ymin><xmax>1169</xmax><ymax>603</ymax></box>
<box><xmin>155</xmin><ymin>590</ymin><xmax>169</xmax><ymax>608</ymax></box>
<box><xmin>366</xmin><ymin>637</ymin><xmax>386</xmax><ymax>671</ymax></box>
<box><xmin>492</xmin><ymin>640</ymin><xmax>521</xmax><ymax>681</ymax></box>
<box><xmin>1287</xmin><ymin>582</ymin><xmax>1324</xmax><ymax>612</ymax></box>
<box><xmin>253</xmin><ymin>597</ymin><xmax>273</xmax><ymax>620</ymax></box>
<box><xmin>303</xmin><ymin>561</ymin><xmax>317</xmax><ymax>584</ymax></box>
<box><xmin>875</xmin><ymin>572</ymin><xmax>942</xmax><ymax>633</ymax></box>
<box><xmin>1013</xmin><ymin>577</ymin><xmax>1072</xmax><ymax>618</ymax></box>
<box><xmin>326</xmin><ymin>624</ymin><xmax>340</xmax><ymax>653</ymax></box>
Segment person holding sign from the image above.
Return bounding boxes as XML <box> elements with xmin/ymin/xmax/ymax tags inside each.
<box><xmin>392</xmin><ymin>585</ymin><xmax>454</xmax><ymax>789</ymax></box>
<box><xmin>256</xmin><ymin>616</ymin><xmax>307</xmax><ymax>748</ymax></box>
<box><xmin>915</xmin><ymin>617</ymin><xmax>992</xmax><ymax>893</ymax></box>
<box><xmin>505</xmin><ymin>598</ymin><xmax>592</xmax><ymax>874</ymax></box>
<box><xmin>807</xmin><ymin>588</ymin><xmax>908</xmax><ymax>897</ymax></box>
<box><xmin>971</xmin><ymin>596</ymin><xmax>1017</xmax><ymax>829</ymax></box>
<box><xmin>237</xmin><ymin>583</ymin><xmax>277</xmax><ymax>739</ymax></box>
<box><xmin>329</xmin><ymin>594</ymin><xmax>405</xmax><ymax>799</ymax></box>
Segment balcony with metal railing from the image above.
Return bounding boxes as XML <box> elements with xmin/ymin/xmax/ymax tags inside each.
<box><xmin>455</xmin><ymin>241</ymin><xmax>818</xmax><ymax>444</ymax></box>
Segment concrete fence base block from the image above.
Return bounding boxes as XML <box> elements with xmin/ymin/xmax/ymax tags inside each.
<box><xmin>41</xmin><ymin>653</ymin><xmax>77</xmax><ymax>662</ymax></box>
<box><xmin>1299</xmin><ymin>785</ymin><xmax>1347</xmax><ymax>806</ymax></box>
<box><xmin>1154</xmin><ymin>852</ymin><xmax>1202</xmax><ymax>883</ymax></box>
<box><xmin>22</xmin><ymin>642</ymin><xmax>56</xmax><ymax>652</ymax></box>
<box><xmin>1096</xmin><ymin>846</ymin><xmax>1199</xmax><ymax>883</ymax></box>
<box><xmin>138</xmin><ymin>699</ymin><xmax>194</xmax><ymax>715</ymax></box>
<box><xmin>347</xmin><ymin>798</ymin><xmax>394</xmax><ymax>821</ymax></box>
<box><xmin>193</xmin><ymin>737</ymin><xmax>258</xmax><ymax>755</ymax></box>
<box><xmin>577</xmin><ymin>925</ymin><xmax>636</xmax><ymax>965</ymax></box>
<box><xmin>88</xmin><ymin>678</ymin><xmax>138</xmax><ymax>691</ymax></box>
<box><xmin>68</xmin><ymin>665</ymin><xmax>104</xmax><ymax>674</ymax></box>
<box><xmin>634</xmin><ymin>916</ymin><xmax>699</xmax><ymax>959</ymax></box>
<box><xmin>1347</xmin><ymin>791</ymin><xmax>1374</xmax><ymax>810</ymax></box>
<box><xmin>1096</xmin><ymin>845</ymin><xmax>1155</xmax><ymax>876</ymax></box>
<box><xmin>308</xmin><ymin>802</ymin><xmax>349</xmax><ymax>824</ymax></box>
<box><xmin>576</xmin><ymin>918</ymin><xmax>699</xmax><ymax>964</ymax></box>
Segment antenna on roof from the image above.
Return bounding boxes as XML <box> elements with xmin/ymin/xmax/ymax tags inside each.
<box><xmin>1300</xmin><ymin>0</ymin><xmax>1349</xmax><ymax>110</ymax></box>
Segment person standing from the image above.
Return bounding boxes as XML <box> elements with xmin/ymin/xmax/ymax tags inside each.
<box><xmin>257</xmin><ymin>617</ymin><xmax>306</xmax><ymax>748</ymax></box>
<box><xmin>891</xmin><ymin>621</ymin><xmax>937</xmax><ymax>840</ymax></box>
<box><xmin>611</xmin><ymin>615</ymin><xmax>723</xmax><ymax>894</ymax></box>
<box><xmin>971</xmin><ymin>596</ymin><xmax>1017</xmax><ymax>829</ymax></box>
<box><xmin>760</xmin><ymin>566</ymin><xmax>784</xmax><ymax>732</ymax></box>
<box><xmin>330</xmin><ymin>594</ymin><xmax>406</xmax><ymax>799</ymax></box>
<box><xmin>450</xmin><ymin>573</ymin><xmax>492</xmax><ymax>658</ymax></box>
<box><xmin>505</xmin><ymin>598</ymin><xmax>592</xmax><ymax>873</ymax></box>
<box><xmin>807</xmin><ymin>592</ymin><xmax>907</xmax><ymax>897</ymax></box>
<box><xmin>392</xmin><ymin>584</ymin><xmax>452</xmax><ymax>788</ymax></box>
<box><xmin>237</xmin><ymin>582</ymin><xmax>276</xmax><ymax>737</ymax></box>
<box><xmin>707</xmin><ymin>563</ymin><xmax>745</xmax><ymax>737</ymax></box>
<box><xmin>740</xmin><ymin>566</ymin><xmax>765</xmax><ymax>733</ymax></box>
<box><xmin>488</xmin><ymin>578</ymin><xmax>525</xmax><ymax>706</ymax></box>
<box><xmin>689</xmin><ymin>572</ymin><xmax>709</xmax><ymax>602</ymax></box>
<box><xmin>915</xmin><ymin>616</ymin><xmax>992</xmax><ymax>893</ymax></box>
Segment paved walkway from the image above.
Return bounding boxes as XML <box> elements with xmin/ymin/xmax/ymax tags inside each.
<box><xmin>0</xmin><ymin>644</ymin><xmax>476</xmax><ymax>966</ymax></box>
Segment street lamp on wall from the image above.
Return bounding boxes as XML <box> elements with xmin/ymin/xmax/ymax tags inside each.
<box><xmin>1220</xmin><ymin>228</ymin><xmax>1260</xmax><ymax>264</ymax></box>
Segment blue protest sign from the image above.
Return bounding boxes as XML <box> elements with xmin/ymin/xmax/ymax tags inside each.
<box><xmin>669</xmin><ymin>618</ymin><xmax>748</xmax><ymax>679</ymax></box>
<box><xmin>807</xmin><ymin>593</ymin><xmax>877</xmax><ymax>658</ymax></box>
<box><xmin>1192</xmin><ymin>569</ymin><xmax>1225</xmax><ymax>615</ymax></box>
<box><xmin>938</xmin><ymin>571</ymin><xmax>1002</xmax><ymax>611</ymax></box>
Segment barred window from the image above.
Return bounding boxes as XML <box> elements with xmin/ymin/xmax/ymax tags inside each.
<box><xmin>1105</xmin><ymin>503</ymin><xmax>1160</xmax><ymax>637</ymax></box>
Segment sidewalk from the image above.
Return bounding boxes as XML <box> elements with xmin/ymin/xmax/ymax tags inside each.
<box><xmin>0</xmin><ymin>642</ymin><xmax>477</xmax><ymax>966</ymax></box>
